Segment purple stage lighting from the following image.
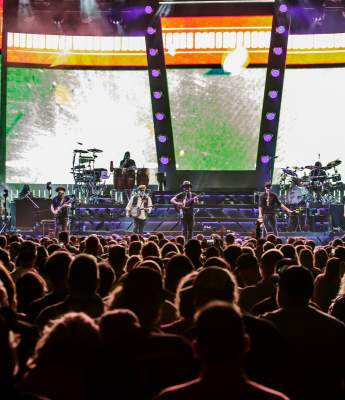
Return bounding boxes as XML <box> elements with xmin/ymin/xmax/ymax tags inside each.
<box><xmin>147</xmin><ymin>26</ymin><xmax>156</xmax><ymax>35</ymax></box>
<box><xmin>261</xmin><ymin>155</ymin><xmax>271</xmax><ymax>164</ymax></box>
<box><xmin>271</xmin><ymin>69</ymin><xmax>280</xmax><ymax>78</ymax></box>
<box><xmin>268</xmin><ymin>90</ymin><xmax>278</xmax><ymax>99</ymax></box>
<box><xmin>263</xmin><ymin>134</ymin><xmax>273</xmax><ymax>143</ymax></box>
<box><xmin>266</xmin><ymin>112</ymin><xmax>276</xmax><ymax>121</ymax></box>
<box><xmin>153</xmin><ymin>91</ymin><xmax>162</xmax><ymax>99</ymax></box>
<box><xmin>145</xmin><ymin>5</ymin><xmax>153</xmax><ymax>14</ymax></box>
<box><xmin>160</xmin><ymin>156</ymin><xmax>170</xmax><ymax>165</ymax></box>
<box><xmin>158</xmin><ymin>135</ymin><xmax>167</xmax><ymax>143</ymax></box>
<box><xmin>151</xmin><ymin>69</ymin><xmax>161</xmax><ymax>77</ymax></box>
<box><xmin>149</xmin><ymin>48</ymin><xmax>158</xmax><ymax>56</ymax></box>
<box><xmin>279</xmin><ymin>4</ymin><xmax>288</xmax><ymax>13</ymax></box>
<box><xmin>276</xmin><ymin>25</ymin><xmax>286</xmax><ymax>34</ymax></box>
<box><xmin>273</xmin><ymin>47</ymin><xmax>283</xmax><ymax>56</ymax></box>
<box><xmin>155</xmin><ymin>112</ymin><xmax>165</xmax><ymax>121</ymax></box>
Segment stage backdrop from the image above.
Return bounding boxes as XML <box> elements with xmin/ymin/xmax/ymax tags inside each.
<box><xmin>274</xmin><ymin>67</ymin><xmax>345</xmax><ymax>184</ymax></box>
<box><xmin>6</xmin><ymin>68</ymin><xmax>156</xmax><ymax>184</ymax></box>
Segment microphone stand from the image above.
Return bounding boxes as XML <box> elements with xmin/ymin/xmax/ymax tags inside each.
<box><xmin>25</xmin><ymin>192</ymin><xmax>40</xmax><ymax>209</ymax></box>
<box><xmin>24</xmin><ymin>193</ymin><xmax>41</xmax><ymax>232</ymax></box>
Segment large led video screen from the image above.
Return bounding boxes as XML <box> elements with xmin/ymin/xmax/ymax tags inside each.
<box><xmin>6</xmin><ymin>67</ymin><xmax>156</xmax><ymax>184</ymax></box>
<box><xmin>168</xmin><ymin>67</ymin><xmax>266</xmax><ymax>171</ymax></box>
<box><xmin>7</xmin><ymin>15</ymin><xmax>345</xmax><ymax>67</ymax></box>
<box><xmin>274</xmin><ymin>67</ymin><xmax>345</xmax><ymax>182</ymax></box>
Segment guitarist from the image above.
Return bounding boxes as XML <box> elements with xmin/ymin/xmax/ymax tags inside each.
<box><xmin>171</xmin><ymin>180</ymin><xmax>199</xmax><ymax>240</ymax></box>
<box><xmin>51</xmin><ymin>186</ymin><xmax>71</xmax><ymax>236</ymax></box>
<box><xmin>126</xmin><ymin>185</ymin><xmax>152</xmax><ymax>234</ymax></box>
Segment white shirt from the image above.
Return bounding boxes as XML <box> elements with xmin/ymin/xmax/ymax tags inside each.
<box><xmin>126</xmin><ymin>194</ymin><xmax>153</xmax><ymax>220</ymax></box>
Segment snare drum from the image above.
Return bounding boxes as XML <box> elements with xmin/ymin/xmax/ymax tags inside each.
<box><xmin>136</xmin><ymin>168</ymin><xmax>150</xmax><ymax>186</ymax></box>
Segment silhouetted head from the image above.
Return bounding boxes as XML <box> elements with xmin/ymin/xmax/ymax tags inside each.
<box><xmin>84</xmin><ymin>235</ymin><xmax>101</xmax><ymax>257</ymax></box>
<box><xmin>16</xmin><ymin>240</ymin><xmax>37</xmax><ymax>268</ymax></box>
<box><xmin>194</xmin><ymin>301</ymin><xmax>248</xmax><ymax>365</ymax></box>
<box><xmin>277</xmin><ymin>266</ymin><xmax>314</xmax><ymax>307</ymax></box>
<box><xmin>165</xmin><ymin>254</ymin><xmax>194</xmax><ymax>294</ymax></box>
<box><xmin>45</xmin><ymin>251</ymin><xmax>72</xmax><ymax>289</ymax></box>
<box><xmin>109</xmin><ymin>267</ymin><xmax>163</xmax><ymax>331</ymax></box>
<box><xmin>260</xmin><ymin>249</ymin><xmax>284</xmax><ymax>279</ymax></box>
<box><xmin>68</xmin><ymin>254</ymin><xmax>99</xmax><ymax>296</ymax></box>
<box><xmin>193</xmin><ymin>267</ymin><xmax>238</xmax><ymax>310</ymax></box>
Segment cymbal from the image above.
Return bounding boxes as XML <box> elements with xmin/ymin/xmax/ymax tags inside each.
<box><xmin>87</xmin><ymin>148</ymin><xmax>103</xmax><ymax>153</ymax></box>
<box><xmin>327</xmin><ymin>159</ymin><xmax>342</xmax><ymax>169</ymax></box>
<box><xmin>304</xmin><ymin>165</ymin><xmax>315</xmax><ymax>169</ymax></box>
<box><xmin>72</xmin><ymin>165</ymin><xmax>85</xmax><ymax>170</ymax></box>
<box><xmin>282</xmin><ymin>168</ymin><xmax>297</xmax><ymax>177</ymax></box>
<box><xmin>74</xmin><ymin>149</ymin><xmax>89</xmax><ymax>154</ymax></box>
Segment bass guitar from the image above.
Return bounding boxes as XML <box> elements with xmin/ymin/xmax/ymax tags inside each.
<box><xmin>174</xmin><ymin>192</ymin><xmax>205</xmax><ymax>218</ymax></box>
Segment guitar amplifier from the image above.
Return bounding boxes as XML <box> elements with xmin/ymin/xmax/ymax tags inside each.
<box><xmin>11</xmin><ymin>198</ymin><xmax>52</xmax><ymax>230</ymax></box>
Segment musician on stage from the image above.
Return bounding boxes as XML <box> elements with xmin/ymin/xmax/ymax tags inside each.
<box><xmin>51</xmin><ymin>186</ymin><xmax>71</xmax><ymax>236</ymax></box>
<box><xmin>120</xmin><ymin>151</ymin><xmax>136</xmax><ymax>170</ymax></box>
<box><xmin>126</xmin><ymin>185</ymin><xmax>152</xmax><ymax>234</ymax></box>
<box><xmin>171</xmin><ymin>180</ymin><xmax>198</xmax><ymax>240</ymax></box>
<box><xmin>309</xmin><ymin>161</ymin><xmax>327</xmax><ymax>181</ymax></box>
<box><xmin>258</xmin><ymin>182</ymin><xmax>292</xmax><ymax>237</ymax></box>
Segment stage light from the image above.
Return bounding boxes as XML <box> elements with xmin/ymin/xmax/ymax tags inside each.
<box><xmin>153</xmin><ymin>91</ymin><xmax>162</xmax><ymax>99</ymax></box>
<box><xmin>158</xmin><ymin>135</ymin><xmax>167</xmax><ymax>143</ymax></box>
<box><xmin>160</xmin><ymin>156</ymin><xmax>170</xmax><ymax>165</ymax></box>
<box><xmin>263</xmin><ymin>133</ymin><xmax>273</xmax><ymax>143</ymax></box>
<box><xmin>149</xmin><ymin>48</ymin><xmax>158</xmax><ymax>56</ymax></box>
<box><xmin>151</xmin><ymin>69</ymin><xmax>161</xmax><ymax>77</ymax></box>
<box><xmin>261</xmin><ymin>155</ymin><xmax>271</xmax><ymax>164</ymax></box>
<box><xmin>145</xmin><ymin>5</ymin><xmax>153</xmax><ymax>14</ymax></box>
<box><xmin>147</xmin><ymin>26</ymin><xmax>156</xmax><ymax>35</ymax></box>
<box><xmin>266</xmin><ymin>112</ymin><xmax>276</xmax><ymax>121</ymax></box>
<box><xmin>276</xmin><ymin>26</ymin><xmax>286</xmax><ymax>34</ymax></box>
<box><xmin>271</xmin><ymin>69</ymin><xmax>280</xmax><ymax>78</ymax></box>
<box><xmin>279</xmin><ymin>4</ymin><xmax>288</xmax><ymax>13</ymax></box>
<box><xmin>155</xmin><ymin>112</ymin><xmax>165</xmax><ymax>121</ymax></box>
<box><xmin>268</xmin><ymin>90</ymin><xmax>278</xmax><ymax>99</ymax></box>
<box><xmin>273</xmin><ymin>47</ymin><xmax>283</xmax><ymax>56</ymax></box>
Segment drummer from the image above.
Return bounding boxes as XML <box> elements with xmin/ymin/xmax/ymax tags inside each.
<box><xmin>309</xmin><ymin>161</ymin><xmax>327</xmax><ymax>199</ymax></box>
<box><xmin>309</xmin><ymin>161</ymin><xmax>327</xmax><ymax>180</ymax></box>
<box><xmin>120</xmin><ymin>151</ymin><xmax>136</xmax><ymax>170</ymax></box>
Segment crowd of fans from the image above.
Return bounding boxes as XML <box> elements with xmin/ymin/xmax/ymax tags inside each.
<box><xmin>0</xmin><ymin>230</ymin><xmax>345</xmax><ymax>399</ymax></box>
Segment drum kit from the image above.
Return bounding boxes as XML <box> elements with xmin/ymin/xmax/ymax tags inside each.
<box><xmin>71</xmin><ymin>147</ymin><xmax>109</xmax><ymax>201</ymax></box>
<box><xmin>279</xmin><ymin>159</ymin><xmax>344</xmax><ymax>206</ymax></box>
<box><xmin>71</xmin><ymin>148</ymin><xmax>151</xmax><ymax>203</ymax></box>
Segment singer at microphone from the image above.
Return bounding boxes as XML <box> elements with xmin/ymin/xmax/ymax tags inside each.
<box><xmin>258</xmin><ymin>181</ymin><xmax>292</xmax><ymax>237</ymax></box>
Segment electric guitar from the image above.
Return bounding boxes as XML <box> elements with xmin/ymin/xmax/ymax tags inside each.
<box><xmin>52</xmin><ymin>199</ymin><xmax>72</xmax><ymax>216</ymax></box>
<box><xmin>174</xmin><ymin>192</ymin><xmax>205</xmax><ymax>218</ymax></box>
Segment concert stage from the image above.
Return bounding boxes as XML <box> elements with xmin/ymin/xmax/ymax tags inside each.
<box><xmin>9</xmin><ymin>191</ymin><xmax>344</xmax><ymax>244</ymax></box>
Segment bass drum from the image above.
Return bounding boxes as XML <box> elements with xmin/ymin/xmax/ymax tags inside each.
<box><xmin>113</xmin><ymin>168</ymin><xmax>124</xmax><ymax>190</ymax></box>
<box><xmin>124</xmin><ymin>168</ymin><xmax>135</xmax><ymax>190</ymax></box>
<box><xmin>286</xmin><ymin>186</ymin><xmax>308</xmax><ymax>205</ymax></box>
<box><xmin>136</xmin><ymin>168</ymin><xmax>150</xmax><ymax>186</ymax></box>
